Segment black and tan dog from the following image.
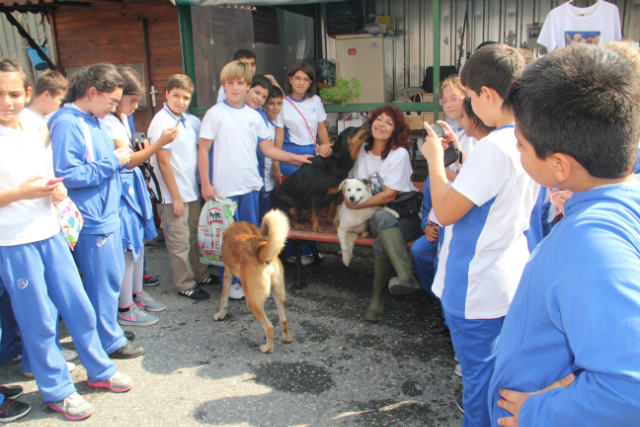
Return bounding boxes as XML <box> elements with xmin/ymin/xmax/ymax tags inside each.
<box><xmin>275</xmin><ymin>123</ymin><xmax>371</xmax><ymax>232</ymax></box>
<box><xmin>214</xmin><ymin>209</ymin><xmax>292</xmax><ymax>354</ymax></box>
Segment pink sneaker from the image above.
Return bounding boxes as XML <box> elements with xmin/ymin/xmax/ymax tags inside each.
<box><xmin>49</xmin><ymin>392</ymin><xmax>94</xmax><ymax>421</ymax></box>
<box><xmin>87</xmin><ymin>371</ymin><xmax>134</xmax><ymax>393</ymax></box>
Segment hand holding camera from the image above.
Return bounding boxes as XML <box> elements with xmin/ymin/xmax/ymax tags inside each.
<box><xmin>422</xmin><ymin>121</ymin><xmax>460</xmax><ymax>167</ymax></box>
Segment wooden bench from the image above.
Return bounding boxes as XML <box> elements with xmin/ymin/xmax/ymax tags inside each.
<box><xmin>284</xmin><ymin>181</ymin><xmax>424</xmax><ymax>288</ymax></box>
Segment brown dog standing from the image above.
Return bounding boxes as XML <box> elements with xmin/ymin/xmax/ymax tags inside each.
<box><xmin>214</xmin><ymin>209</ymin><xmax>292</xmax><ymax>354</ymax></box>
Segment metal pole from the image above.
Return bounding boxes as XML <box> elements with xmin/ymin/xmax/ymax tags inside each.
<box><xmin>433</xmin><ymin>0</ymin><xmax>441</xmax><ymax>119</ymax></box>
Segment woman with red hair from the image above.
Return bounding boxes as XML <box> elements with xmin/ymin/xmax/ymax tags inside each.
<box><xmin>346</xmin><ymin>105</ymin><xmax>422</xmax><ymax>321</ymax></box>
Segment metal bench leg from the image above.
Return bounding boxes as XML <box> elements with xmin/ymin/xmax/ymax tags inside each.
<box><xmin>294</xmin><ymin>240</ymin><xmax>303</xmax><ymax>289</ymax></box>
<box><xmin>306</xmin><ymin>241</ymin><xmax>322</xmax><ymax>266</ymax></box>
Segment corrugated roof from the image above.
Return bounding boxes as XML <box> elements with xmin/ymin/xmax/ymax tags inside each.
<box><xmin>0</xmin><ymin>1</ymin><xmax>91</xmax><ymax>4</ymax></box>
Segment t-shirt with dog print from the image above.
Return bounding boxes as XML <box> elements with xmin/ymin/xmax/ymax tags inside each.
<box><xmin>199</xmin><ymin>101</ymin><xmax>270</xmax><ymax>198</ymax></box>
<box><xmin>349</xmin><ymin>145</ymin><xmax>416</xmax><ymax>193</ymax></box>
<box><xmin>537</xmin><ymin>1</ymin><xmax>622</xmax><ymax>52</ymax></box>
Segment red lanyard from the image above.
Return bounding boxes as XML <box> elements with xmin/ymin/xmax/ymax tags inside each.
<box><xmin>285</xmin><ymin>97</ymin><xmax>319</xmax><ymax>151</ymax></box>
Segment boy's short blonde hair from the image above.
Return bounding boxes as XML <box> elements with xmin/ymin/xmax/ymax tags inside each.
<box><xmin>220</xmin><ymin>61</ymin><xmax>252</xmax><ymax>86</ymax></box>
<box><xmin>440</xmin><ymin>75</ymin><xmax>465</xmax><ymax>97</ymax></box>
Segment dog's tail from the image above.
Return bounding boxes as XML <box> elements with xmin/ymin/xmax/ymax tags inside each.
<box><xmin>259</xmin><ymin>209</ymin><xmax>290</xmax><ymax>263</ymax></box>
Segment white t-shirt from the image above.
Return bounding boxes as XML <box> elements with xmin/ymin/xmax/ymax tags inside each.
<box><xmin>148</xmin><ymin>105</ymin><xmax>201</xmax><ymax>204</ymax></box>
<box><xmin>0</xmin><ymin>120</ymin><xmax>60</xmax><ymax>246</ymax></box>
<box><xmin>537</xmin><ymin>1</ymin><xmax>622</xmax><ymax>52</ymax></box>
<box><xmin>259</xmin><ymin>111</ymin><xmax>283</xmax><ymax>192</ymax></box>
<box><xmin>350</xmin><ymin>145</ymin><xmax>416</xmax><ymax>193</ymax></box>
<box><xmin>199</xmin><ymin>101</ymin><xmax>270</xmax><ymax>197</ymax></box>
<box><xmin>432</xmin><ymin>125</ymin><xmax>538</xmax><ymax>319</ymax></box>
<box><xmin>280</xmin><ymin>95</ymin><xmax>327</xmax><ymax>146</ymax></box>
<box><xmin>102</xmin><ymin>114</ymin><xmax>132</xmax><ymax>149</ymax></box>
<box><xmin>216</xmin><ymin>86</ymin><xmax>226</xmax><ymax>103</ymax></box>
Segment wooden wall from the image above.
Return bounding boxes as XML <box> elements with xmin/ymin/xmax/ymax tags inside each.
<box><xmin>53</xmin><ymin>0</ymin><xmax>183</xmax><ymax>133</ymax></box>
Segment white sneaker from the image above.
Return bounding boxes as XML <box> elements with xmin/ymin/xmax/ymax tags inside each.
<box><xmin>24</xmin><ymin>362</ymin><xmax>75</xmax><ymax>378</ymax></box>
<box><xmin>229</xmin><ymin>283</ymin><xmax>245</xmax><ymax>300</ymax></box>
<box><xmin>454</xmin><ymin>363</ymin><xmax>462</xmax><ymax>378</ymax></box>
<box><xmin>61</xmin><ymin>348</ymin><xmax>78</xmax><ymax>362</ymax></box>
<box><xmin>49</xmin><ymin>391</ymin><xmax>94</xmax><ymax>421</ymax></box>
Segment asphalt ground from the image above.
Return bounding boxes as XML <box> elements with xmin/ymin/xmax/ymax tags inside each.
<box><xmin>0</xmin><ymin>238</ymin><xmax>463</xmax><ymax>426</ymax></box>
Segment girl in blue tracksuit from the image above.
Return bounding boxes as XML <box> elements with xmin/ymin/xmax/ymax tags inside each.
<box><xmin>103</xmin><ymin>67</ymin><xmax>177</xmax><ymax>327</ymax></box>
<box><xmin>0</xmin><ymin>59</ymin><xmax>133</xmax><ymax>421</ymax></box>
<box><xmin>49</xmin><ymin>63</ymin><xmax>144</xmax><ymax>359</ymax></box>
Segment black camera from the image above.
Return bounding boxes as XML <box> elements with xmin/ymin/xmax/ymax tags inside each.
<box><xmin>132</xmin><ymin>132</ymin><xmax>147</xmax><ymax>153</ymax></box>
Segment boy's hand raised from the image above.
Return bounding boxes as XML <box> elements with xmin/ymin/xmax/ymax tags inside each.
<box><xmin>497</xmin><ymin>372</ymin><xmax>575</xmax><ymax>427</ymax></box>
<box><xmin>156</xmin><ymin>128</ymin><xmax>180</xmax><ymax>147</ymax></box>
<box><xmin>421</xmin><ymin>122</ymin><xmax>445</xmax><ymax>163</ymax></box>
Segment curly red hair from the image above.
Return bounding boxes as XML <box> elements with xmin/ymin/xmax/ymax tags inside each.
<box><xmin>364</xmin><ymin>105</ymin><xmax>409</xmax><ymax>159</ymax></box>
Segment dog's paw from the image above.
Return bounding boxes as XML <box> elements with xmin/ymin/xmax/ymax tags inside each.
<box><xmin>320</xmin><ymin>217</ymin><xmax>329</xmax><ymax>224</ymax></box>
<box><xmin>313</xmin><ymin>226</ymin><xmax>324</xmax><ymax>233</ymax></box>
<box><xmin>342</xmin><ymin>253</ymin><xmax>351</xmax><ymax>267</ymax></box>
<box><xmin>259</xmin><ymin>344</ymin><xmax>274</xmax><ymax>354</ymax></box>
<box><xmin>213</xmin><ymin>312</ymin><xmax>226</xmax><ymax>321</ymax></box>
<box><xmin>282</xmin><ymin>333</ymin><xmax>293</xmax><ymax>344</ymax></box>
<box><xmin>361</xmin><ymin>231</ymin><xmax>369</xmax><ymax>238</ymax></box>
<box><xmin>294</xmin><ymin>223</ymin><xmax>304</xmax><ymax>231</ymax></box>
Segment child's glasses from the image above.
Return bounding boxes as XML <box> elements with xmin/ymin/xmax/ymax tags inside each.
<box><xmin>96</xmin><ymin>89</ymin><xmax>119</xmax><ymax>106</ymax></box>
<box><xmin>291</xmin><ymin>76</ymin><xmax>312</xmax><ymax>84</ymax></box>
<box><xmin>439</xmin><ymin>96</ymin><xmax>462</xmax><ymax>106</ymax></box>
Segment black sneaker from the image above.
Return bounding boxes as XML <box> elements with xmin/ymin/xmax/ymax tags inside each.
<box><xmin>0</xmin><ymin>398</ymin><xmax>30</xmax><ymax>423</ymax></box>
<box><xmin>456</xmin><ymin>394</ymin><xmax>464</xmax><ymax>414</ymax></box>
<box><xmin>197</xmin><ymin>274</ymin><xmax>220</xmax><ymax>286</ymax></box>
<box><xmin>179</xmin><ymin>285</ymin><xmax>210</xmax><ymax>301</ymax></box>
<box><xmin>142</xmin><ymin>274</ymin><xmax>160</xmax><ymax>287</ymax></box>
<box><xmin>124</xmin><ymin>331</ymin><xmax>136</xmax><ymax>341</ymax></box>
<box><xmin>108</xmin><ymin>340</ymin><xmax>145</xmax><ymax>359</ymax></box>
<box><xmin>0</xmin><ymin>385</ymin><xmax>22</xmax><ymax>400</ymax></box>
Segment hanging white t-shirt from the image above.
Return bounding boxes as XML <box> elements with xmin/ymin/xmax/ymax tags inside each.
<box><xmin>216</xmin><ymin>85</ymin><xmax>226</xmax><ymax>103</ymax></box>
<box><xmin>280</xmin><ymin>95</ymin><xmax>327</xmax><ymax>146</ymax></box>
<box><xmin>102</xmin><ymin>114</ymin><xmax>132</xmax><ymax>149</ymax></box>
<box><xmin>0</xmin><ymin>120</ymin><xmax>60</xmax><ymax>246</ymax></box>
<box><xmin>537</xmin><ymin>1</ymin><xmax>622</xmax><ymax>52</ymax></box>
<box><xmin>199</xmin><ymin>101</ymin><xmax>270</xmax><ymax>197</ymax></box>
<box><xmin>432</xmin><ymin>125</ymin><xmax>538</xmax><ymax>320</ymax></box>
<box><xmin>148</xmin><ymin>105</ymin><xmax>201</xmax><ymax>204</ymax></box>
<box><xmin>350</xmin><ymin>145</ymin><xmax>416</xmax><ymax>193</ymax></box>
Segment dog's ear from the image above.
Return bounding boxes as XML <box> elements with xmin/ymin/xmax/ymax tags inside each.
<box><xmin>362</xmin><ymin>179</ymin><xmax>372</xmax><ymax>192</ymax></box>
<box><xmin>339</xmin><ymin>179</ymin><xmax>349</xmax><ymax>193</ymax></box>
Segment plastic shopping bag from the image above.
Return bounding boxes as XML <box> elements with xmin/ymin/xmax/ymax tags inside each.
<box><xmin>198</xmin><ymin>197</ymin><xmax>237</xmax><ymax>266</ymax></box>
<box><xmin>54</xmin><ymin>198</ymin><xmax>84</xmax><ymax>250</ymax></box>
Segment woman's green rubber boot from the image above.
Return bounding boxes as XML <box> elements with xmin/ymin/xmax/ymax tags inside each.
<box><xmin>364</xmin><ymin>255</ymin><xmax>392</xmax><ymax>321</ymax></box>
<box><xmin>377</xmin><ymin>227</ymin><xmax>421</xmax><ymax>295</ymax></box>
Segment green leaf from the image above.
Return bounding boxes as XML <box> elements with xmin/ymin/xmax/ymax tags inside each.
<box><xmin>319</xmin><ymin>75</ymin><xmax>363</xmax><ymax>106</ymax></box>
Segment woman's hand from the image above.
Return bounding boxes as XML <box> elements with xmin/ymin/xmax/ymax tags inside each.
<box><xmin>156</xmin><ymin>128</ymin><xmax>180</xmax><ymax>147</ymax></box>
<box><xmin>113</xmin><ymin>147</ymin><xmax>131</xmax><ymax>166</ymax></box>
<box><xmin>51</xmin><ymin>183</ymin><xmax>68</xmax><ymax>203</ymax></box>
<box><xmin>318</xmin><ymin>143</ymin><xmax>333</xmax><ymax>157</ymax></box>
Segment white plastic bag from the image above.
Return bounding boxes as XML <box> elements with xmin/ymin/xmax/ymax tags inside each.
<box><xmin>54</xmin><ymin>198</ymin><xmax>84</xmax><ymax>250</ymax></box>
<box><xmin>198</xmin><ymin>197</ymin><xmax>237</xmax><ymax>266</ymax></box>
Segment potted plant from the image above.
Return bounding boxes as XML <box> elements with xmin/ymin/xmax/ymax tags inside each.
<box><xmin>320</xmin><ymin>75</ymin><xmax>362</xmax><ymax>106</ymax></box>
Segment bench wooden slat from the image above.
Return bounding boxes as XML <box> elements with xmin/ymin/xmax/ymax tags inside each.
<box><xmin>287</xmin><ymin>221</ymin><xmax>415</xmax><ymax>248</ymax></box>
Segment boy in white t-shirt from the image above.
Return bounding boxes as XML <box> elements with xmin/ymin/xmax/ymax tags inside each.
<box><xmin>421</xmin><ymin>45</ymin><xmax>538</xmax><ymax>426</ymax></box>
<box><xmin>20</xmin><ymin>70</ymin><xmax>68</xmax><ymax>126</ymax></box>
<box><xmin>254</xmin><ymin>82</ymin><xmax>284</xmax><ymax>222</ymax></box>
<box><xmin>148</xmin><ymin>74</ymin><xmax>213</xmax><ymax>301</ymax></box>
<box><xmin>216</xmin><ymin>49</ymin><xmax>281</xmax><ymax>103</ymax></box>
<box><xmin>198</xmin><ymin>61</ymin><xmax>313</xmax><ymax>298</ymax></box>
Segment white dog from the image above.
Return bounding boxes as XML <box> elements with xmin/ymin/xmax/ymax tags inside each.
<box><xmin>333</xmin><ymin>179</ymin><xmax>399</xmax><ymax>266</ymax></box>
